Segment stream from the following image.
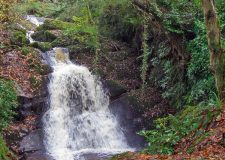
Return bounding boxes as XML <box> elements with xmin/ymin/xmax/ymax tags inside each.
<box><xmin>25</xmin><ymin>15</ymin><xmax>136</xmax><ymax>160</ymax></box>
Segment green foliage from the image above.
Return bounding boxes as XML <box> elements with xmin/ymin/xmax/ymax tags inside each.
<box><xmin>0</xmin><ymin>0</ymin><xmax>16</xmax><ymax>24</ymax></box>
<box><xmin>31</xmin><ymin>42</ymin><xmax>52</xmax><ymax>52</ymax></box>
<box><xmin>38</xmin><ymin>19</ymin><xmax>76</xmax><ymax>30</ymax></box>
<box><xmin>186</xmin><ymin>20</ymin><xmax>216</xmax><ymax>104</ymax></box>
<box><xmin>0</xmin><ymin>136</ymin><xmax>9</xmax><ymax>160</ymax></box>
<box><xmin>140</xmin><ymin>24</ymin><xmax>151</xmax><ymax>95</ymax></box>
<box><xmin>21</xmin><ymin>46</ymin><xmax>36</xmax><ymax>56</ymax></box>
<box><xmin>0</xmin><ymin>79</ymin><xmax>18</xmax><ymax>131</ymax></box>
<box><xmin>14</xmin><ymin>0</ymin><xmax>62</xmax><ymax>17</ymax></box>
<box><xmin>139</xmin><ymin>101</ymin><xmax>221</xmax><ymax>154</ymax></box>
<box><xmin>10</xmin><ymin>31</ymin><xmax>29</xmax><ymax>46</ymax></box>
<box><xmin>99</xmin><ymin>0</ymin><xmax>143</xmax><ymax>42</ymax></box>
<box><xmin>156</xmin><ymin>0</ymin><xmax>198</xmax><ymax>34</ymax></box>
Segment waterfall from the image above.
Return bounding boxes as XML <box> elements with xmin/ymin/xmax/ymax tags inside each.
<box><xmin>42</xmin><ymin>48</ymin><xmax>131</xmax><ymax>160</ymax></box>
<box><xmin>25</xmin><ymin>16</ymin><xmax>133</xmax><ymax>160</ymax></box>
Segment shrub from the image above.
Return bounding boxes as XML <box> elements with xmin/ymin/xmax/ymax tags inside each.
<box><xmin>0</xmin><ymin>0</ymin><xmax>16</xmax><ymax>24</ymax></box>
<box><xmin>13</xmin><ymin>1</ymin><xmax>62</xmax><ymax>18</ymax></box>
<box><xmin>186</xmin><ymin>20</ymin><xmax>216</xmax><ymax>104</ymax></box>
<box><xmin>99</xmin><ymin>0</ymin><xmax>143</xmax><ymax>43</ymax></box>
<box><xmin>0</xmin><ymin>79</ymin><xmax>18</xmax><ymax>131</ymax></box>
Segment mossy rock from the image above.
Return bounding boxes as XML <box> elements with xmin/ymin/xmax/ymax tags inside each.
<box><xmin>31</xmin><ymin>30</ymin><xmax>57</xmax><ymax>42</ymax></box>
<box><xmin>10</xmin><ymin>31</ymin><xmax>29</xmax><ymax>46</ymax></box>
<box><xmin>51</xmin><ymin>35</ymin><xmax>80</xmax><ymax>47</ymax></box>
<box><xmin>105</xmin><ymin>80</ymin><xmax>127</xmax><ymax>99</ymax></box>
<box><xmin>37</xmin><ymin>19</ymin><xmax>75</xmax><ymax>30</ymax></box>
<box><xmin>31</xmin><ymin>42</ymin><xmax>52</xmax><ymax>52</ymax></box>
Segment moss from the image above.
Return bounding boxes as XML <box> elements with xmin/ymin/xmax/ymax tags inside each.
<box><xmin>31</xmin><ymin>42</ymin><xmax>52</xmax><ymax>52</ymax></box>
<box><xmin>10</xmin><ymin>31</ymin><xmax>29</xmax><ymax>46</ymax></box>
<box><xmin>51</xmin><ymin>35</ymin><xmax>81</xmax><ymax>47</ymax></box>
<box><xmin>21</xmin><ymin>46</ymin><xmax>36</xmax><ymax>56</ymax></box>
<box><xmin>31</xmin><ymin>30</ymin><xmax>57</xmax><ymax>42</ymax></box>
<box><xmin>37</xmin><ymin>19</ymin><xmax>76</xmax><ymax>30</ymax></box>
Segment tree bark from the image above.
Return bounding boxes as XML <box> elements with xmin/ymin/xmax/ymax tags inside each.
<box><xmin>202</xmin><ymin>0</ymin><xmax>224</xmax><ymax>100</ymax></box>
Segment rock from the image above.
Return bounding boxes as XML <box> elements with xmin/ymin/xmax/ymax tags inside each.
<box><xmin>19</xmin><ymin>130</ymin><xmax>44</xmax><ymax>153</ymax></box>
<box><xmin>51</xmin><ymin>35</ymin><xmax>79</xmax><ymax>47</ymax></box>
<box><xmin>105</xmin><ymin>80</ymin><xmax>127</xmax><ymax>99</ymax></box>
<box><xmin>109</xmin><ymin>94</ymin><xmax>146</xmax><ymax>149</ymax></box>
<box><xmin>31</xmin><ymin>42</ymin><xmax>52</xmax><ymax>52</ymax></box>
<box><xmin>26</xmin><ymin>152</ymin><xmax>54</xmax><ymax>160</ymax></box>
<box><xmin>10</xmin><ymin>31</ymin><xmax>29</xmax><ymax>46</ymax></box>
<box><xmin>18</xmin><ymin>95</ymin><xmax>48</xmax><ymax>119</ymax></box>
<box><xmin>31</xmin><ymin>30</ymin><xmax>57</xmax><ymax>42</ymax></box>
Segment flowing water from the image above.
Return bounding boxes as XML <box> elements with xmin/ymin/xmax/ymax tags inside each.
<box><xmin>26</xmin><ymin>16</ymin><xmax>134</xmax><ymax>160</ymax></box>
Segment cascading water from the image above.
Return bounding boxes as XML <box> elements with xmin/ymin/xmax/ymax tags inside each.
<box><xmin>25</xmin><ymin>15</ymin><xmax>134</xmax><ymax>160</ymax></box>
<box><xmin>42</xmin><ymin>48</ymin><xmax>132</xmax><ymax>160</ymax></box>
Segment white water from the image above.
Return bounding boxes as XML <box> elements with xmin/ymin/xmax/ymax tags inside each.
<box><xmin>25</xmin><ymin>15</ymin><xmax>45</xmax><ymax>43</ymax></box>
<box><xmin>26</xmin><ymin>16</ymin><xmax>133</xmax><ymax>160</ymax></box>
<box><xmin>42</xmin><ymin>48</ymin><xmax>131</xmax><ymax>160</ymax></box>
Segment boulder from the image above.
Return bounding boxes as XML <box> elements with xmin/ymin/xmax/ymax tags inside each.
<box><xmin>105</xmin><ymin>80</ymin><xmax>127</xmax><ymax>99</ymax></box>
<box><xmin>26</xmin><ymin>152</ymin><xmax>54</xmax><ymax>160</ymax></box>
<box><xmin>31</xmin><ymin>30</ymin><xmax>57</xmax><ymax>42</ymax></box>
<box><xmin>18</xmin><ymin>95</ymin><xmax>48</xmax><ymax>119</ymax></box>
<box><xmin>51</xmin><ymin>35</ymin><xmax>80</xmax><ymax>47</ymax></box>
<box><xmin>31</xmin><ymin>42</ymin><xmax>52</xmax><ymax>52</ymax></box>
<box><xmin>10</xmin><ymin>31</ymin><xmax>29</xmax><ymax>46</ymax></box>
<box><xmin>109</xmin><ymin>94</ymin><xmax>146</xmax><ymax>149</ymax></box>
<box><xmin>19</xmin><ymin>130</ymin><xmax>44</xmax><ymax>153</ymax></box>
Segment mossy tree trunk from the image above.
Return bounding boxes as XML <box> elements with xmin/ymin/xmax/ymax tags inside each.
<box><xmin>202</xmin><ymin>0</ymin><xmax>224</xmax><ymax>100</ymax></box>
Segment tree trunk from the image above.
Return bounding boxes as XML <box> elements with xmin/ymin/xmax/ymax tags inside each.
<box><xmin>202</xmin><ymin>0</ymin><xmax>224</xmax><ymax>100</ymax></box>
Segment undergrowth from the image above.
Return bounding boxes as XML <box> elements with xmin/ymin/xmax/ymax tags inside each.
<box><xmin>139</xmin><ymin>96</ymin><xmax>222</xmax><ymax>154</ymax></box>
<box><xmin>0</xmin><ymin>136</ymin><xmax>10</xmax><ymax>160</ymax></box>
<box><xmin>0</xmin><ymin>79</ymin><xmax>17</xmax><ymax>159</ymax></box>
<box><xmin>0</xmin><ymin>79</ymin><xmax>18</xmax><ymax>131</ymax></box>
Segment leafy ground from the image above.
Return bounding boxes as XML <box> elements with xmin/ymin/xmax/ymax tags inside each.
<box><xmin>0</xmin><ymin>29</ymin><xmax>48</xmax><ymax>97</ymax></box>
